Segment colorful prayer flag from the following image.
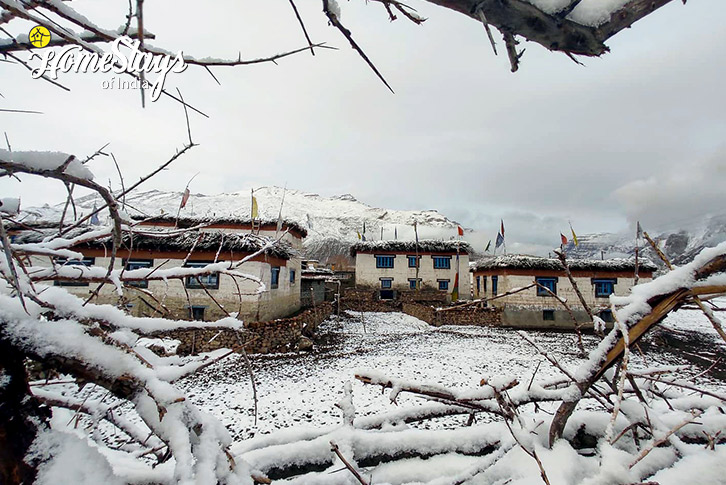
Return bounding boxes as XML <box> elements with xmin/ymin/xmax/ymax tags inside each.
<box><xmin>251</xmin><ymin>195</ymin><xmax>259</xmax><ymax>219</ymax></box>
<box><xmin>636</xmin><ymin>221</ymin><xmax>643</xmax><ymax>240</ymax></box>
<box><xmin>180</xmin><ymin>188</ymin><xmax>190</xmax><ymax>209</ymax></box>
<box><xmin>90</xmin><ymin>203</ymin><xmax>100</xmax><ymax>225</ymax></box>
<box><xmin>451</xmin><ymin>273</ymin><xmax>459</xmax><ymax>301</ymax></box>
<box><xmin>569</xmin><ymin>222</ymin><xmax>578</xmax><ymax>246</ymax></box>
<box><xmin>485</xmin><ymin>240</ymin><xmax>491</xmax><ymax>252</ymax></box>
<box><xmin>561</xmin><ymin>233</ymin><xmax>568</xmax><ymax>246</ymax></box>
<box><xmin>495</xmin><ymin>232</ymin><xmax>504</xmax><ymax>248</ymax></box>
<box><xmin>457</xmin><ymin>225</ymin><xmax>464</xmax><ymax>237</ymax></box>
<box><xmin>500</xmin><ymin>219</ymin><xmax>505</xmax><ymax>236</ymax></box>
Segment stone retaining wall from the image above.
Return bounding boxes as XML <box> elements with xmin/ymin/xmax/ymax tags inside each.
<box><xmin>151</xmin><ymin>302</ymin><xmax>334</xmax><ymax>355</ymax></box>
<box><xmin>341</xmin><ymin>288</ymin><xmax>400</xmax><ymax>313</ymax></box>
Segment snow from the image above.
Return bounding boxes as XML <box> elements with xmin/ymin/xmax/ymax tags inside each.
<box><xmin>525</xmin><ymin>0</ymin><xmax>631</xmax><ymax>27</ymax></box>
<box><xmin>21</xmin><ymin>187</ymin><xmax>466</xmax><ymax>259</ymax></box>
<box><xmin>25</xmin><ymin>301</ymin><xmax>726</xmax><ymax>483</ymax></box>
<box><xmin>0</xmin><ymin>149</ymin><xmax>94</xmax><ymax>180</ymax></box>
<box><xmin>0</xmin><ymin>197</ymin><xmax>20</xmax><ymax>215</ymax></box>
<box><xmin>29</xmin><ymin>429</ymin><xmax>124</xmax><ymax>485</ymax></box>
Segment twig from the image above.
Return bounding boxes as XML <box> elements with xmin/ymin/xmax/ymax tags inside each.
<box><xmin>322</xmin><ymin>0</ymin><xmax>394</xmax><ymax>93</ymax></box>
<box><xmin>329</xmin><ymin>441</ymin><xmax>369</xmax><ymax>485</ymax></box>
<box><xmin>629</xmin><ymin>410</ymin><xmax>702</xmax><ymax>468</ymax></box>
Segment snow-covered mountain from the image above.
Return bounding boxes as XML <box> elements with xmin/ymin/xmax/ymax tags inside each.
<box><xmin>563</xmin><ymin>214</ymin><xmax>726</xmax><ymax>269</ymax></box>
<box><xmin>22</xmin><ymin>187</ymin><xmax>466</xmax><ymax>263</ymax></box>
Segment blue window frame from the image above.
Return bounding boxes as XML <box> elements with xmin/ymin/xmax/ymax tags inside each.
<box><xmin>375</xmin><ymin>255</ymin><xmax>395</xmax><ymax>268</ymax></box>
<box><xmin>438</xmin><ymin>280</ymin><xmax>449</xmax><ymax>291</ymax></box>
<box><xmin>408</xmin><ymin>279</ymin><xmax>418</xmax><ymax>290</ymax></box>
<box><xmin>407</xmin><ymin>255</ymin><xmax>419</xmax><ymax>268</ymax></box>
<box><xmin>536</xmin><ymin>277</ymin><xmax>558</xmax><ymax>296</ymax></box>
<box><xmin>289</xmin><ymin>268</ymin><xmax>296</xmax><ymax>284</ymax></box>
<box><xmin>54</xmin><ymin>257</ymin><xmax>95</xmax><ymax>287</ymax></box>
<box><xmin>593</xmin><ymin>279</ymin><xmax>616</xmax><ymax>298</ymax></box>
<box><xmin>432</xmin><ymin>256</ymin><xmax>451</xmax><ymax>269</ymax></box>
<box><xmin>271</xmin><ymin>266</ymin><xmax>280</xmax><ymax>289</ymax></box>
<box><xmin>491</xmin><ymin>276</ymin><xmax>498</xmax><ymax>295</ymax></box>
<box><xmin>185</xmin><ymin>261</ymin><xmax>220</xmax><ymax>289</ymax></box>
<box><xmin>123</xmin><ymin>258</ymin><xmax>153</xmax><ymax>288</ymax></box>
<box><xmin>381</xmin><ymin>278</ymin><xmax>392</xmax><ymax>289</ymax></box>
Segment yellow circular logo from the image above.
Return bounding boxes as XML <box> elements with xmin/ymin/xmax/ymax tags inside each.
<box><xmin>29</xmin><ymin>25</ymin><xmax>51</xmax><ymax>48</ymax></box>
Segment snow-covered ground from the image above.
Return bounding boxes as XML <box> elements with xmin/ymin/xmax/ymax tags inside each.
<box><xmin>176</xmin><ymin>302</ymin><xmax>726</xmax><ymax>443</ymax></box>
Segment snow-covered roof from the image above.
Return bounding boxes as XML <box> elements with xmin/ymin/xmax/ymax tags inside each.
<box><xmin>350</xmin><ymin>240</ymin><xmax>472</xmax><ymax>256</ymax></box>
<box><xmin>14</xmin><ymin>227</ymin><xmax>296</xmax><ymax>260</ymax></box>
<box><xmin>133</xmin><ymin>215</ymin><xmax>308</xmax><ymax>238</ymax></box>
<box><xmin>470</xmin><ymin>254</ymin><xmax>657</xmax><ymax>273</ymax></box>
<box><xmin>302</xmin><ymin>267</ymin><xmax>334</xmax><ymax>276</ymax></box>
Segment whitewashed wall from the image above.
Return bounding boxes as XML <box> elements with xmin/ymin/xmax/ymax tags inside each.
<box><xmin>29</xmin><ymin>254</ymin><xmax>302</xmax><ymax>322</ymax></box>
<box><xmin>472</xmin><ymin>272</ymin><xmax>649</xmax><ymax>311</ymax></box>
<box><xmin>355</xmin><ymin>253</ymin><xmax>470</xmax><ymax>298</ymax></box>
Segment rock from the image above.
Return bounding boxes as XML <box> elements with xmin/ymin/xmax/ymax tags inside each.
<box><xmin>297</xmin><ymin>336</ymin><xmax>314</xmax><ymax>351</ymax></box>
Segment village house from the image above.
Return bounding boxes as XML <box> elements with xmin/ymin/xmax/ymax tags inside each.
<box><xmin>300</xmin><ymin>260</ymin><xmax>333</xmax><ymax>307</ymax></box>
<box><xmin>14</xmin><ymin>215</ymin><xmax>307</xmax><ymax>323</ymax></box>
<box><xmin>470</xmin><ymin>254</ymin><xmax>657</xmax><ymax>328</ymax></box>
<box><xmin>350</xmin><ymin>240</ymin><xmax>471</xmax><ymax>300</ymax></box>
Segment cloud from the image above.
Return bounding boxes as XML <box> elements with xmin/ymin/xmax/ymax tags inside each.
<box><xmin>614</xmin><ymin>148</ymin><xmax>726</xmax><ymax>232</ymax></box>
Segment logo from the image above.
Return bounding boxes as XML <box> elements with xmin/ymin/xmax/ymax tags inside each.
<box><xmin>29</xmin><ymin>25</ymin><xmax>51</xmax><ymax>48</ymax></box>
<box><xmin>29</xmin><ymin>36</ymin><xmax>187</xmax><ymax>102</ymax></box>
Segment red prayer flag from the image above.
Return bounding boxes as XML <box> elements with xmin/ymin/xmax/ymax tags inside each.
<box><xmin>180</xmin><ymin>188</ymin><xmax>190</xmax><ymax>208</ymax></box>
<box><xmin>561</xmin><ymin>233</ymin><xmax>568</xmax><ymax>245</ymax></box>
<box><xmin>457</xmin><ymin>225</ymin><xmax>464</xmax><ymax>236</ymax></box>
<box><xmin>500</xmin><ymin>219</ymin><xmax>505</xmax><ymax>236</ymax></box>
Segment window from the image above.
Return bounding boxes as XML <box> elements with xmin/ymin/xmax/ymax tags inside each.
<box><xmin>289</xmin><ymin>268</ymin><xmax>296</xmax><ymax>284</ymax></box>
<box><xmin>543</xmin><ymin>309</ymin><xmax>555</xmax><ymax>321</ymax></box>
<box><xmin>476</xmin><ymin>276</ymin><xmax>481</xmax><ymax>294</ymax></box>
<box><xmin>376</xmin><ymin>255</ymin><xmax>395</xmax><ymax>268</ymax></box>
<box><xmin>379</xmin><ymin>289</ymin><xmax>395</xmax><ymax>300</ymax></box>
<box><xmin>536</xmin><ymin>277</ymin><xmax>558</xmax><ymax>296</ymax></box>
<box><xmin>380</xmin><ymin>278</ymin><xmax>392</xmax><ymax>289</ymax></box>
<box><xmin>492</xmin><ymin>276</ymin><xmax>498</xmax><ymax>295</ymax></box>
<box><xmin>599</xmin><ymin>310</ymin><xmax>614</xmax><ymax>323</ymax></box>
<box><xmin>408</xmin><ymin>279</ymin><xmax>420</xmax><ymax>290</ymax></box>
<box><xmin>483</xmin><ymin>276</ymin><xmax>487</xmax><ymax>295</ymax></box>
<box><xmin>189</xmin><ymin>306</ymin><xmax>206</xmax><ymax>321</ymax></box>
<box><xmin>271</xmin><ymin>266</ymin><xmax>280</xmax><ymax>289</ymax></box>
<box><xmin>593</xmin><ymin>279</ymin><xmax>616</xmax><ymax>298</ymax></box>
<box><xmin>54</xmin><ymin>257</ymin><xmax>95</xmax><ymax>287</ymax></box>
<box><xmin>407</xmin><ymin>255</ymin><xmax>419</xmax><ymax>268</ymax></box>
<box><xmin>184</xmin><ymin>261</ymin><xmax>220</xmax><ymax>289</ymax></box>
<box><xmin>432</xmin><ymin>256</ymin><xmax>451</xmax><ymax>269</ymax></box>
<box><xmin>438</xmin><ymin>279</ymin><xmax>449</xmax><ymax>291</ymax></box>
<box><xmin>123</xmin><ymin>259</ymin><xmax>153</xmax><ymax>288</ymax></box>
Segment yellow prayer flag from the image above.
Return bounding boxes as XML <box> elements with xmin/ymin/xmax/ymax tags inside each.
<box><xmin>251</xmin><ymin>196</ymin><xmax>259</xmax><ymax>219</ymax></box>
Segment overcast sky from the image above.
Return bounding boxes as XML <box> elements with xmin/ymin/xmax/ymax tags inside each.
<box><xmin>1</xmin><ymin>0</ymin><xmax>725</xmax><ymax>252</ymax></box>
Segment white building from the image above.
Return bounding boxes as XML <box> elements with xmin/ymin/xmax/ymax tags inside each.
<box><xmin>14</xmin><ymin>215</ymin><xmax>307</xmax><ymax>323</ymax></box>
<box><xmin>470</xmin><ymin>254</ymin><xmax>657</xmax><ymax>328</ymax></box>
<box><xmin>351</xmin><ymin>240</ymin><xmax>471</xmax><ymax>300</ymax></box>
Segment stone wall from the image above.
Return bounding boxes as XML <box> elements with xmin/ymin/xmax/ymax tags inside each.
<box><xmin>401</xmin><ymin>301</ymin><xmax>502</xmax><ymax>327</ymax></box>
<box><xmin>151</xmin><ymin>302</ymin><xmax>334</xmax><ymax>355</ymax></box>
<box><xmin>436</xmin><ymin>305</ymin><xmax>502</xmax><ymax>327</ymax></box>
<box><xmin>401</xmin><ymin>302</ymin><xmax>437</xmax><ymax>325</ymax></box>
<box><xmin>341</xmin><ymin>288</ymin><xmax>400</xmax><ymax>313</ymax></box>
